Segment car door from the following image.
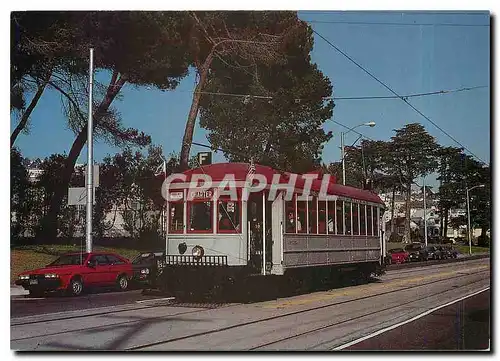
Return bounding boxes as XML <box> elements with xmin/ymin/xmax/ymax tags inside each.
<box><xmin>87</xmin><ymin>254</ymin><xmax>112</xmax><ymax>285</ymax></box>
<box><xmin>105</xmin><ymin>254</ymin><xmax>129</xmax><ymax>282</ymax></box>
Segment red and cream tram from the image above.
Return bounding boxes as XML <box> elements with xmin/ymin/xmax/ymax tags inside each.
<box><xmin>159</xmin><ymin>162</ymin><xmax>385</xmax><ymax>295</ymax></box>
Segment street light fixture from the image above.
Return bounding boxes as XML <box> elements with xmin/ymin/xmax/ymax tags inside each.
<box><xmin>466</xmin><ymin>184</ymin><xmax>485</xmax><ymax>255</ymax></box>
<box><xmin>341</xmin><ymin>121</ymin><xmax>376</xmax><ymax>185</ymax></box>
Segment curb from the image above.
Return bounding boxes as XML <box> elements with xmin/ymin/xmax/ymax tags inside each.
<box><xmin>386</xmin><ymin>253</ymin><xmax>490</xmax><ymax>271</ymax></box>
<box><xmin>11</xmin><ymin>286</ymin><xmax>29</xmax><ymax>297</ymax></box>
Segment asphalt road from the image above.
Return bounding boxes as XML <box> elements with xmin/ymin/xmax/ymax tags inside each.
<box><xmin>11</xmin><ymin>258</ymin><xmax>490</xmax><ymax>351</ymax></box>
<box><xmin>346</xmin><ymin>289</ymin><xmax>490</xmax><ymax>350</ymax></box>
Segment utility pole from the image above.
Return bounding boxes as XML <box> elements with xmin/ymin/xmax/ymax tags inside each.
<box><xmin>85</xmin><ymin>48</ymin><xmax>94</xmax><ymax>253</ymax></box>
<box><xmin>466</xmin><ymin>184</ymin><xmax>485</xmax><ymax>255</ymax></box>
<box><xmin>423</xmin><ymin>176</ymin><xmax>427</xmax><ymax>247</ymax></box>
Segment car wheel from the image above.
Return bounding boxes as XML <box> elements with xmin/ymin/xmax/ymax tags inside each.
<box><xmin>117</xmin><ymin>274</ymin><xmax>129</xmax><ymax>291</ymax></box>
<box><xmin>69</xmin><ymin>277</ymin><xmax>84</xmax><ymax>296</ymax></box>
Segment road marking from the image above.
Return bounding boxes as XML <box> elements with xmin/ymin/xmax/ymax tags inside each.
<box><xmin>332</xmin><ymin>287</ymin><xmax>490</xmax><ymax>350</ymax></box>
<box><xmin>136</xmin><ymin>297</ymin><xmax>175</xmax><ymax>304</ymax></box>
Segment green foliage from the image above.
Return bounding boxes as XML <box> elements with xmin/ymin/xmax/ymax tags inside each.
<box><xmin>199</xmin><ymin>15</ymin><xmax>333</xmax><ymax>173</ymax></box>
<box><xmin>10</xmin><ymin>148</ymin><xmax>31</xmax><ymax>238</ymax></box>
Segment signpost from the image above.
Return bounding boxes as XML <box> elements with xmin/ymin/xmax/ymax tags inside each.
<box><xmin>197</xmin><ymin>152</ymin><xmax>212</xmax><ymax>166</ymax></box>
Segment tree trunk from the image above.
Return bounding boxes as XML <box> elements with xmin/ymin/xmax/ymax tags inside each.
<box><xmin>390</xmin><ymin>184</ymin><xmax>396</xmax><ymax>235</ymax></box>
<box><xmin>179</xmin><ymin>51</ymin><xmax>215</xmax><ymax>171</ymax></box>
<box><xmin>403</xmin><ymin>182</ymin><xmax>412</xmax><ymax>243</ymax></box>
<box><xmin>11</xmin><ymin>71</ymin><xmax>53</xmax><ymax>147</ymax></box>
<box><xmin>37</xmin><ymin>74</ymin><xmax>126</xmax><ymax>239</ymax></box>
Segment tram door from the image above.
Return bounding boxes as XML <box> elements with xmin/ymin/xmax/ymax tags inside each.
<box><xmin>248</xmin><ymin>193</ymin><xmax>273</xmax><ymax>274</ymax></box>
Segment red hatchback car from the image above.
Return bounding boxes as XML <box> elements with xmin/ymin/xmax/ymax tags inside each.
<box><xmin>15</xmin><ymin>252</ymin><xmax>133</xmax><ymax>297</ymax></box>
<box><xmin>387</xmin><ymin>248</ymin><xmax>410</xmax><ymax>264</ymax></box>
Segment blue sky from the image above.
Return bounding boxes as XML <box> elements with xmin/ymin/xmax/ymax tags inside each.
<box><xmin>11</xmin><ymin>11</ymin><xmax>490</xmax><ymax>185</ymax></box>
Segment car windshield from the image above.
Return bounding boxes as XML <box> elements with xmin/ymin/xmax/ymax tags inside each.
<box><xmin>48</xmin><ymin>253</ymin><xmax>88</xmax><ymax>266</ymax></box>
<box><xmin>390</xmin><ymin>248</ymin><xmax>404</xmax><ymax>253</ymax></box>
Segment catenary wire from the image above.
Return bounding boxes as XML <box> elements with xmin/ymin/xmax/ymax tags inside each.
<box><xmin>311</xmin><ymin>29</ymin><xmax>487</xmax><ymax>165</ymax></box>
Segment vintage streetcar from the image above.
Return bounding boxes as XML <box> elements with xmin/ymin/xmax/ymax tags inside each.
<box><xmin>151</xmin><ymin>162</ymin><xmax>386</xmax><ymax>298</ymax></box>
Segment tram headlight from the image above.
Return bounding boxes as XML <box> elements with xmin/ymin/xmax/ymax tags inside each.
<box><xmin>140</xmin><ymin>268</ymin><xmax>150</xmax><ymax>275</ymax></box>
<box><xmin>192</xmin><ymin>245</ymin><xmax>204</xmax><ymax>259</ymax></box>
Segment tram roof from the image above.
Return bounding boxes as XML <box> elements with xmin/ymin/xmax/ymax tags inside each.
<box><xmin>171</xmin><ymin>162</ymin><xmax>384</xmax><ymax>205</ymax></box>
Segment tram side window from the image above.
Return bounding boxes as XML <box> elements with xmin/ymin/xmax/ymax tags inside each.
<box><xmin>373</xmin><ymin>206</ymin><xmax>379</xmax><ymax>237</ymax></box>
<box><xmin>367</xmin><ymin>205</ymin><xmax>373</xmax><ymax>236</ymax></box>
<box><xmin>188</xmin><ymin>201</ymin><xmax>213</xmax><ymax>232</ymax></box>
<box><xmin>344</xmin><ymin>202</ymin><xmax>352</xmax><ymax>235</ymax></box>
<box><xmin>285</xmin><ymin>198</ymin><xmax>296</xmax><ymax>233</ymax></box>
<box><xmin>169</xmin><ymin>202</ymin><xmax>184</xmax><ymax>233</ymax></box>
<box><xmin>308</xmin><ymin>199</ymin><xmax>317</xmax><ymax>234</ymax></box>
<box><xmin>359</xmin><ymin>204</ymin><xmax>366</xmax><ymax>236</ymax></box>
<box><xmin>297</xmin><ymin>200</ymin><xmax>307</xmax><ymax>233</ymax></box>
<box><xmin>352</xmin><ymin>203</ymin><xmax>359</xmax><ymax>236</ymax></box>
<box><xmin>336</xmin><ymin>201</ymin><xmax>344</xmax><ymax>235</ymax></box>
<box><xmin>218</xmin><ymin>200</ymin><xmax>241</xmax><ymax>233</ymax></box>
<box><xmin>318</xmin><ymin>200</ymin><xmax>327</xmax><ymax>234</ymax></box>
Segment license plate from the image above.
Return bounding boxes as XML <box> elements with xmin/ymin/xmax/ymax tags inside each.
<box><xmin>29</xmin><ymin>279</ymin><xmax>38</xmax><ymax>285</ymax></box>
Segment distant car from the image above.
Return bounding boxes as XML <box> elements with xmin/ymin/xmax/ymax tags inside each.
<box><xmin>387</xmin><ymin>248</ymin><xmax>409</xmax><ymax>264</ymax></box>
<box><xmin>439</xmin><ymin>246</ymin><xmax>459</xmax><ymax>259</ymax></box>
<box><xmin>131</xmin><ymin>251</ymin><xmax>165</xmax><ymax>288</ymax></box>
<box><xmin>405</xmin><ymin>243</ymin><xmax>429</xmax><ymax>262</ymax></box>
<box><xmin>15</xmin><ymin>252</ymin><xmax>133</xmax><ymax>297</ymax></box>
<box><xmin>424</xmin><ymin>246</ymin><xmax>443</xmax><ymax>260</ymax></box>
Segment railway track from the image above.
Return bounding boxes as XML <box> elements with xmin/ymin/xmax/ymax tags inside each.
<box><xmin>125</xmin><ymin>267</ymin><xmax>488</xmax><ymax>350</ymax></box>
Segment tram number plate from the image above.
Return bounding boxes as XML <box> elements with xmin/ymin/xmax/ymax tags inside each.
<box><xmin>29</xmin><ymin>279</ymin><xmax>38</xmax><ymax>285</ymax></box>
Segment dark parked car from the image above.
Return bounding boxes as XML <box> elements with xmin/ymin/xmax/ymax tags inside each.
<box><xmin>15</xmin><ymin>252</ymin><xmax>133</xmax><ymax>297</ymax></box>
<box><xmin>405</xmin><ymin>243</ymin><xmax>429</xmax><ymax>262</ymax></box>
<box><xmin>424</xmin><ymin>246</ymin><xmax>443</xmax><ymax>260</ymax></box>
<box><xmin>131</xmin><ymin>251</ymin><xmax>165</xmax><ymax>288</ymax></box>
<box><xmin>439</xmin><ymin>246</ymin><xmax>459</xmax><ymax>259</ymax></box>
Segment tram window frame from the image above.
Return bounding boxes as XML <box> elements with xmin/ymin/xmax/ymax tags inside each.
<box><xmin>297</xmin><ymin>200</ymin><xmax>307</xmax><ymax>234</ymax></box>
<box><xmin>168</xmin><ymin>201</ymin><xmax>184</xmax><ymax>233</ymax></box>
<box><xmin>367</xmin><ymin>205</ymin><xmax>373</xmax><ymax>236</ymax></box>
<box><xmin>308</xmin><ymin>198</ymin><xmax>318</xmax><ymax>234</ymax></box>
<box><xmin>336</xmin><ymin>200</ymin><xmax>344</xmax><ymax>235</ymax></box>
<box><xmin>187</xmin><ymin>200</ymin><xmax>213</xmax><ymax>233</ymax></box>
<box><xmin>217</xmin><ymin>198</ymin><xmax>242</xmax><ymax>234</ymax></box>
<box><xmin>359</xmin><ymin>204</ymin><xmax>366</xmax><ymax>236</ymax></box>
<box><xmin>344</xmin><ymin>201</ymin><xmax>352</xmax><ymax>235</ymax></box>
<box><xmin>352</xmin><ymin>202</ymin><xmax>359</xmax><ymax>236</ymax></box>
<box><xmin>374</xmin><ymin>206</ymin><xmax>379</xmax><ymax>237</ymax></box>
<box><xmin>284</xmin><ymin>197</ymin><xmax>297</xmax><ymax>234</ymax></box>
<box><xmin>318</xmin><ymin>200</ymin><xmax>327</xmax><ymax>234</ymax></box>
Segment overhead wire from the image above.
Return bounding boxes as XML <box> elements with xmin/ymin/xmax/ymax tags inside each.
<box><xmin>311</xmin><ymin>29</ymin><xmax>488</xmax><ymax>165</ymax></box>
<box><xmin>178</xmin><ymin>85</ymin><xmax>487</xmax><ymax>102</ymax></box>
<box><xmin>301</xmin><ymin>19</ymin><xmax>489</xmax><ymax>27</ymax></box>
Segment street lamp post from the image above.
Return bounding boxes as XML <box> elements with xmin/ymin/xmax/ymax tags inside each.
<box><xmin>466</xmin><ymin>184</ymin><xmax>485</xmax><ymax>255</ymax></box>
<box><xmin>341</xmin><ymin>121</ymin><xmax>376</xmax><ymax>185</ymax></box>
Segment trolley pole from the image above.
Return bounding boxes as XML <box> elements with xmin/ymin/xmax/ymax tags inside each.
<box><xmin>85</xmin><ymin>48</ymin><xmax>94</xmax><ymax>253</ymax></box>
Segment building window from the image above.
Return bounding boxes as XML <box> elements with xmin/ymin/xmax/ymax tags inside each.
<box><xmin>169</xmin><ymin>202</ymin><xmax>184</xmax><ymax>233</ymax></box>
<box><xmin>188</xmin><ymin>201</ymin><xmax>213</xmax><ymax>232</ymax></box>
<box><xmin>344</xmin><ymin>201</ymin><xmax>352</xmax><ymax>235</ymax></box>
<box><xmin>308</xmin><ymin>198</ymin><xmax>317</xmax><ymax>234</ymax></box>
<box><xmin>285</xmin><ymin>197</ymin><xmax>296</xmax><ymax>233</ymax></box>
<box><xmin>318</xmin><ymin>200</ymin><xmax>327</xmax><ymax>234</ymax></box>
<box><xmin>336</xmin><ymin>200</ymin><xmax>344</xmax><ymax>235</ymax></box>
<box><xmin>367</xmin><ymin>206</ymin><xmax>373</xmax><ymax>236</ymax></box>
<box><xmin>352</xmin><ymin>203</ymin><xmax>359</xmax><ymax>236</ymax></box>
<box><xmin>360</xmin><ymin>204</ymin><xmax>366</xmax><ymax>236</ymax></box>
<box><xmin>217</xmin><ymin>200</ymin><xmax>241</xmax><ymax>233</ymax></box>
<box><xmin>297</xmin><ymin>200</ymin><xmax>307</xmax><ymax>233</ymax></box>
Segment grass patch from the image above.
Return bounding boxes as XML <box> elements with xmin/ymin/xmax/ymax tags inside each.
<box><xmin>453</xmin><ymin>245</ymin><xmax>489</xmax><ymax>255</ymax></box>
<box><xmin>10</xmin><ymin>244</ymin><xmax>141</xmax><ymax>284</ymax></box>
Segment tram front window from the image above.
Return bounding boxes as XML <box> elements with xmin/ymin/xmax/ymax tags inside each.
<box><xmin>218</xmin><ymin>200</ymin><xmax>241</xmax><ymax>232</ymax></box>
<box><xmin>189</xmin><ymin>201</ymin><xmax>213</xmax><ymax>232</ymax></box>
